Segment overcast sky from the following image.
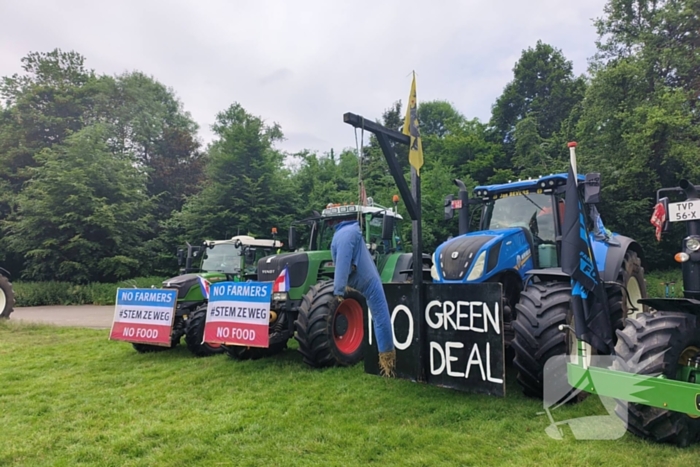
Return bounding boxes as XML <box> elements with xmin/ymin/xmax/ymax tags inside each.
<box><xmin>0</xmin><ymin>0</ymin><xmax>608</xmax><ymax>155</ymax></box>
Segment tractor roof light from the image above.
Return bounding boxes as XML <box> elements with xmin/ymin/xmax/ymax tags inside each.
<box><xmin>675</xmin><ymin>252</ymin><xmax>690</xmax><ymax>263</ymax></box>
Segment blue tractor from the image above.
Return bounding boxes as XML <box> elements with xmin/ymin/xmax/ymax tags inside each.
<box><xmin>433</xmin><ymin>172</ymin><xmax>648</xmax><ymax>398</ymax></box>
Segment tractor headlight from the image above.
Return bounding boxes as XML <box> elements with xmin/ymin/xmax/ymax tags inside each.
<box><xmin>466</xmin><ymin>251</ymin><xmax>487</xmax><ymax>281</ymax></box>
<box><xmin>272</xmin><ymin>292</ymin><xmax>288</xmax><ymax>301</ymax></box>
<box><xmin>430</xmin><ymin>252</ymin><xmax>439</xmax><ymax>281</ymax></box>
<box><xmin>686</xmin><ymin>236</ymin><xmax>700</xmax><ymax>252</ymax></box>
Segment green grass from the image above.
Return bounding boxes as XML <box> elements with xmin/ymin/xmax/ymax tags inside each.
<box><xmin>1</xmin><ymin>322</ymin><xmax>699</xmax><ymax>467</ymax></box>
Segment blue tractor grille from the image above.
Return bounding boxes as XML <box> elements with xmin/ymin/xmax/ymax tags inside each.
<box><xmin>439</xmin><ymin>235</ymin><xmax>495</xmax><ymax>280</ymax></box>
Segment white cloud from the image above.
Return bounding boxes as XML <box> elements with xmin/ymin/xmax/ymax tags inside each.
<box><xmin>0</xmin><ymin>0</ymin><xmax>608</xmax><ymax>155</ymax></box>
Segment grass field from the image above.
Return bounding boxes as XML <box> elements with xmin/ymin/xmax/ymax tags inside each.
<box><xmin>1</xmin><ymin>320</ymin><xmax>699</xmax><ymax>467</ymax></box>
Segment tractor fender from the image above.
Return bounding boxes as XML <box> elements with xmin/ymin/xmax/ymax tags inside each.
<box><xmin>0</xmin><ymin>267</ymin><xmax>10</xmax><ymax>278</ymax></box>
<box><xmin>523</xmin><ymin>268</ymin><xmax>570</xmax><ymax>288</ymax></box>
<box><xmin>601</xmin><ymin>235</ymin><xmax>644</xmax><ymax>283</ymax></box>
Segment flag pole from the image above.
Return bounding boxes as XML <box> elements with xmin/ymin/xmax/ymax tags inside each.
<box><xmin>568</xmin><ymin>141</ymin><xmax>578</xmax><ymax>185</ymax></box>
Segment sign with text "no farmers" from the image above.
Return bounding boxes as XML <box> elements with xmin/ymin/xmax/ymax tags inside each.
<box><xmin>109</xmin><ymin>288</ymin><xmax>178</xmax><ymax>346</ymax></box>
<box><xmin>203</xmin><ymin>282</ymin><xmax>272</xmax><ymax>347</ymax></box>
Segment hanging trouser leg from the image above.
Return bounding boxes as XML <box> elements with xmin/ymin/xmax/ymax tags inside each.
<box><xmin>332</xmin><ymin>223</ymin><xmax>395</xmax><ymax>376</ymax></box>
<box><xmin>346</xmin><ymin>242</ymin><xmax>395</xmax><ymax>354</ymax></box>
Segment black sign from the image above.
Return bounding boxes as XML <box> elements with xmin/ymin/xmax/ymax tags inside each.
<box><xmin>364</xmin><ymin>283</ymin><xmax>505</xmax><ymax>396</ymax></box>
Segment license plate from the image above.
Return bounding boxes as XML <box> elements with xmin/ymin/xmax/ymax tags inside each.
<box><xmin>669</xmin><ymin>201</ymin><xmax>699</xmax><ymax>222</ymax></box>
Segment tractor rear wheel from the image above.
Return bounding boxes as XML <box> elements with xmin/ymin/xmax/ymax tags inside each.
<box><xmin>512</xmin><ymin>280</ymin><xmax>571</xmax><ymax>398</ymax></box>
<box><xmin>185</xmin><ymin>306</ymin><xmax>225</xmax><ymax>357</ymax></box>
<box><xmin>294</xmin><ymin>280</ymin><xmax>367</xmax><ymax>368</ymax></box>
<box><xmin>0</xmin><ymin>274</ymin><xmax>14</xmax><ymax>319</ymax></box>
<box><xmin>613</xmin><ymin>312</ymin><xmax>700</xmax><ymax>447</ymax></box>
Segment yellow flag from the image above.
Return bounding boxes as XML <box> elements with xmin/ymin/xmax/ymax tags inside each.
<box><xmin>403</xmin><ymin>72</ymin><xmax>423</xmax><ymax>176</ymax></box>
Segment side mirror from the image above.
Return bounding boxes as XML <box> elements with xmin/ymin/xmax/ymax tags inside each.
<box><xmin>288</xmin><ymin>226</ymin><xmax>298</xmax><ymax>251</ymax></box>
<box><xmin>444</xmin><ymin>194</ymin><xmax>454</xmax><ymax>220</ymax></box>
<box><xmin>584</xmin><ymin>173</ymin><xmax>601</xmax><ymax>204</ymax></box>
<box><xmin>176</xmin><ymin>248</ymin><xmax>184</xmax><ymax>266</ymax></box>
<box><xmin>381</xmin><ymin>215</ymin><xmax>395</xmax><ymax>241</ymax></box>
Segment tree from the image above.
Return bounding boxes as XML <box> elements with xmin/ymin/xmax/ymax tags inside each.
<box><xmin>174</xmin><ymin>103</ymin><xmax>298</xmax><ymax>243</ymax></box>
<box><xmin>3</xmin><ymin>125</ymin><xmax>153</xmax><ymax>282</ymax></box>
<box><xmin>105</xmin><ymin>72</ymin><xmax>204</xmax><ymax>217</ymax></box>
<box><xmin>0</xmin><ymin>50</ymin><xmax>112</xmax><ymax>218</ymax></box>
<box><xmin>491</xmin><ymin>41</ymin><xmax>587</xmax><ymax>143</ymax></box>
<box><xmin>576</xmin><ymin>0</ymin><xmax>700</xmax><ymax>269</ymax></box>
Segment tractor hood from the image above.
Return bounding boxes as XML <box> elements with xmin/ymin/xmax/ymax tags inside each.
<box><xmin>257</xmin><ymin>252</ymin><xmax>312</xmax><ymax>289</ymax></box>
<box><xmin>162</xmin><ymin>271</ymin><xmax>226</xmax><ymax>299</ymax></box>
<box><xmin>435</xmin><ymin>228</ymin><xmax>528</xmax><ymax>282</ymax></box>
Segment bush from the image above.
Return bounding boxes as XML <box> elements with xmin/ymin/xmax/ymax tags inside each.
<box><xmin>13</xmin><ymin>276</ymin><xmax>170</xmax><ymax>307</ymax></box>
<box><xmin>644</xmin><ymin>269</ymin><xmax>683</xmax><ymax>299</ymax></box>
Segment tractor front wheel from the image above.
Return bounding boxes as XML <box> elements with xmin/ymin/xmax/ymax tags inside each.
<box><xmin>185</xmin><ymin>306</ymin><xmax>225</xmax><ymax>357</ymax></box>
<box><xmin>512</xmin><ymin>280</ymin><xmax>571</xmax><ymax>398</ymax></box>
<box><xmin>0</xmin><ymin>274</ymin><xmax>15</xmax><ymax>319</ymax></box>
<box><xmin>294</xmin><ymin>280</ymin><xmax>367</xmax><ymax>368</ymax></box>
<box><xmin>613</xmin><ymin>312</ymin><xmax>700</xmax><ymax>447</ymax></box>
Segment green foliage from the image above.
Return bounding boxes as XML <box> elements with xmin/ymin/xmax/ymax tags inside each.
<box><xmin>575</xmin><ymin>0</ymin><xmax>700</xmax><ymax>269</ymax></box>
<box><xmin>172</xmin><ymin>103</ymin><xmax>298</xmax><ymax>243</ymax></box>
<box><xmin>3</xmin><ymin>124</ymin><xmax>153</xmax><ymax>282</ymax></box>
<box><xmin>3</xmin><ymin>2</ymin><xmax>700</xmax><ymax>283</ymax></box>
<box><xmin>12</xmin><ymin>276</ymin><xmax>169</xmax><ymax>306</ymax></box>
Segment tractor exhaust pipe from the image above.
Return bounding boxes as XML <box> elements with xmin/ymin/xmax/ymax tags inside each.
<box><xmin>454</xmin><ymin>179</ymin><xmax>470</xmax><ymax>236</ymax></box>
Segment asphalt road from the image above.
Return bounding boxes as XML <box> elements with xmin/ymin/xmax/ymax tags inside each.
<box><xmin>10</xmin><ymin>305</ymin><xmax>115</xmax><ymax>329</ymax></box>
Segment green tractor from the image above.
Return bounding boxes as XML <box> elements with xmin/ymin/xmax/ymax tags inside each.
<box><xmin>567</xmin><ymin>179</ymin><xmax>700</xmax><ymax>447</ymax></box>
<box><xmin>0</xmin><ymin>267</ymin><xmax>14</xmax><ymax>319</ymax></box>
<box><xmin>133</xmin><ymin>235</ymin><xmax>282</xmax><ymax>356</ymax></box>
<box><xmin>236</xmin><ymin>198</ymin><xmax>431</xmax><ymax>366</ymax></box>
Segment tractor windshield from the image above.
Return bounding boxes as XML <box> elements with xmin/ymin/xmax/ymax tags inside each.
<box><xmin>486</xmin><ymin>193</ymin><xmax>557</xmax><ymax>244</ymax></box>
<box><xmin>201</xmin><ymin>244</ymin><xmax>242</xmax><ymax>274</ymax></box>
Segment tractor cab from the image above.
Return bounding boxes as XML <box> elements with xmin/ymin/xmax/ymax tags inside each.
<box><xmin>436</xmin><ymin>173</ymin><xmax>600</xmax><ymax>284</ymax></box>
<box><xmin>288</xmin><ymin>201</ymin><xmax>403</xmax><ymax>255</ymax></box>
<box><xmin>475</xmin><ymin>175</ymin><xmax>577</xmax><ymax>270</ymax></box>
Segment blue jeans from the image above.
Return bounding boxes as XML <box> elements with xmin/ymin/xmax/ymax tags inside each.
<box><xmin>331</xmin><ymin>222</ymin><xmax>395</xmax><ymax>353</ymax></box>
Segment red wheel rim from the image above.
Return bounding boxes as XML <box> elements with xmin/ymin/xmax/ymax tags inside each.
<box><xmin>206</xmin><ymin>343</ymin><xmax>222</xmax><ymax>349</ymax></box>
<box><xmin>333</xmin><ymin>299</ymin><xmax>364</xmax><ymax>355</ymax></box>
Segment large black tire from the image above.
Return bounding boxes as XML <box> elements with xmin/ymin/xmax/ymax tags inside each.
<box><xmin>294</xmin><ymin>280</ymin><xmax>367</xmax><ymax>368</ymax></box>
<box><xmin>613</xmin><ymin>312</ymin><xmax>700</xmax><ymax>447</ymax></box>
<box><xmin>185</xmin><ymin>306</ymin><xmax>226</xmax><ymax>357</ymax></box>
<box><xmin>512</xmin><ymin>281</ymin><xmax>571</xmax><ymax>398</ymax></box>
<box><xmin>0</xmin><ymin>274</ymin><xmax>15</xmax><ymax>319</ymax></box>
